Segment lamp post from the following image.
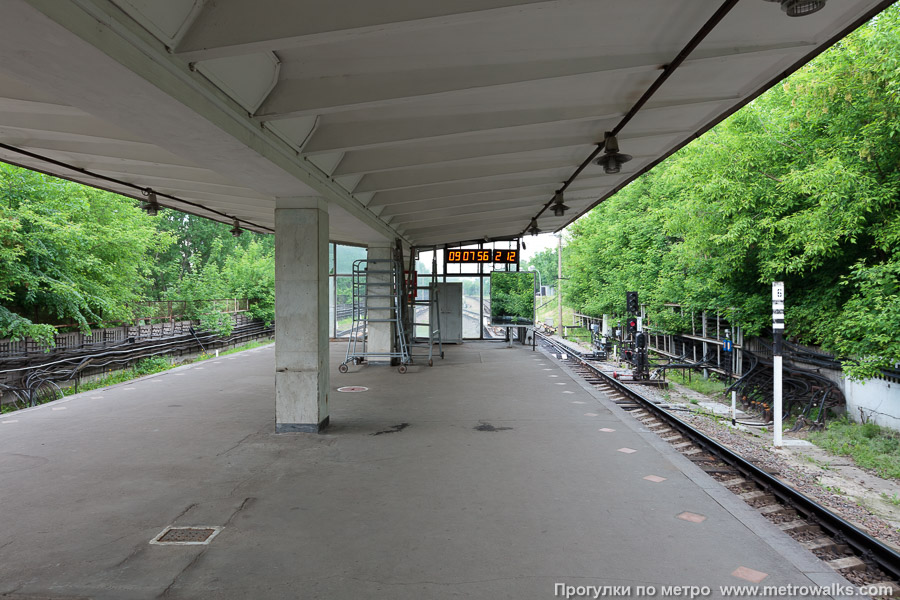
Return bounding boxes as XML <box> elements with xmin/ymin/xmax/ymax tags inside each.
<box><xmin>528</xmin><ymin>265</ymin><xmax>542</xmax><ymax>296</ymax></box>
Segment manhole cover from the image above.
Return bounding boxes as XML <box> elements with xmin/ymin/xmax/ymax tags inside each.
<box><xmin>337</xmin><ymin>386</ymin><xmax>368</xmax><ymax>393</ymax></box>
<box><xmin>150</xmin><ymin>526</ymin><xmax>222</xmax><ymax>545</ymax></box>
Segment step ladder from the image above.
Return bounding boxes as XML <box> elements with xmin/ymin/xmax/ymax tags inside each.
<box><xmin>340</xmin><ymin>258</ymin><xmax>411</xmax><ymax>374</ymax></box>
<box><xmin>408</xmin><ymin>282</ymin><xmax>444</xmax><ymax>366</ymax></box>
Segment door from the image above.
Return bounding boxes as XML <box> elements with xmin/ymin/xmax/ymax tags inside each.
<box><xmin>435</xmin><ymin>282</ymin><xmax>463</xmax><ymax>343</ymax></box>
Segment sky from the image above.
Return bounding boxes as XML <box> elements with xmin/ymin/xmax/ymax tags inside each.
<box><xmin>520</xmin><ymin>231</ymin><xmax>563</xmax><ymax>262</ymax></box>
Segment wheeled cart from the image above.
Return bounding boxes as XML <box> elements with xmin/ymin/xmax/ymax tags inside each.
<box><xmin>340</xmin><ymin>258</ymin><xmax>411</xmax><ymax>374</ymax></box>
<box><xmin>408</xmin><ymin>282</ymin><xmax>444</xmax><ymax>367</ymax></box>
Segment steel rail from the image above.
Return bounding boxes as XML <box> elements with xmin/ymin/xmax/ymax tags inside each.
<box><xmin>536</xmin><ymin>332</ymin><xmax>900</xmax><ymax>582</ymax></box>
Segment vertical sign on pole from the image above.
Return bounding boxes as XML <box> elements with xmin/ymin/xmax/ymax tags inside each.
<box><xmin>772</xmin><ymin>281</ymin><xmax>785</xmax><ymax>448</ymax></box>
<box><xmin>723</xmin><ymin>329</ymin><xmax>735</xmax><ymax>425</ymax></box>
<box><xmin>557</xmin><ymin>234</ymin><xmax>563</xmax><ymax>336</ymax></box>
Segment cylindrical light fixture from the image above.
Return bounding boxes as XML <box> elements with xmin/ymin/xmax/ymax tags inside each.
<box><xmin>551</xmin><ymin>191</ymin><xmax>570</xmax><ymax>217</ymax></box>
<box><xmin>594</xmin><ymin>132</ymin><xmax>633</xmax><ymax>175</ymax></box>
<box><xmin>143</xmin><ymin>190</ymin><xmax>159</xmax><ymax>216</ymax></box>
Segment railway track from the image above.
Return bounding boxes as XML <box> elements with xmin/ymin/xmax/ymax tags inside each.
<box><xmin>536</xmin><ymin>332</ymin><xmax>900</xmax><ymax>598</ymax></box>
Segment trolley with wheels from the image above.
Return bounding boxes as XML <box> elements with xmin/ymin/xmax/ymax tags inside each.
<box><xmin>339</xmin><ymin>258</ymin><xmax>412</xmax><ymax>374</ymax></box>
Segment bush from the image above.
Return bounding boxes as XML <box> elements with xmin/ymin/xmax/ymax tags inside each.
<box><xmin>133</xmin><ymin>356</ymin><xmax>170</xmax><ymax>376</ymax></box>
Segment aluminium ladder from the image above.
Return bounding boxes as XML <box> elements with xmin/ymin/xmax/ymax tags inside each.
<box><xmin>340</xmin><ymin>258</ymin><xmax>411</xmax><ymax>374</ymax></box>
<box><xmin>408</xmin><ymin>282</ymin><xmax>444</xmax><ymax>367</ymax></box>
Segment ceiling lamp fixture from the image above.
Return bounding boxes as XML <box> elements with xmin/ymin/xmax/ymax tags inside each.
<box><xmin>231</xmin><ymin>218</ymin><xmax>243</xmax><ymax>237</ymax></box>
<box><xmin>550</xmin><ymin>191</ymin><xmax>570</xmax><ymax>217</ymax></box>
<box><xmin>594</xmin><ymin>132</ymin><xmax>633</xmax><ymax>175</ymax></box>
<box><xmin>528</xmin><ymin>218</ymin><xmax>541</xmax><ymax>236</ymax></box>
<box><xmin>764</xmin><ymin>0</ymin><xmax>827</xmax><ymax>17</ymax></box>
<box><xmin>142</xmin><ymin>190</ymin><xmax>159</xmax><ymax>216</ymax></box>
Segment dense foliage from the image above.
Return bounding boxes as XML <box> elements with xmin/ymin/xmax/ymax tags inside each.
<box><xmin>561</xmin><ymin>6</ymin><xmax>900</xmax><ymax>379</ymax></box>
<box><xmin>0</xmin><ymin>165</ymin><xmax>275</xmax><ymax>343</ymax></box>
<box><xmin>490</xmin><ymin>272</ymin><xmax>536</xmax><ymax>325</ymax></box>
<box><xmin>526</xmin><ymin>247</ymin><xmax>558</xmax><ymax>295</ymax></box>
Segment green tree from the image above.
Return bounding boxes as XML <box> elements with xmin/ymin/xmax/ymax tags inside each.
<box><xmin>222</xmin><ymin>239</ymin><xmax>275</xmax><ymax>325</ymax></box>
<box><xmin>563</xmin><ymin>5</ymin><xmax>900</xmax><ymax>378</ymax></box>
<box><xmin>148</xmin><ymin>210</ymin><xmax>273</xmax><ymax>298</ymax></box>
<box><xmin>525</xmin><ymin>247</ymin><xmax>558</xmax><ymax>292</ymax></box>
<box><xmin>490</xmin><ymin>272</ymin><xmax>535</xmax><ymax>325</ymax></box>
<box><xmin>0</xmin><ymin>164</ymin><xmax>172</xmax><ymax>343</ymax></box>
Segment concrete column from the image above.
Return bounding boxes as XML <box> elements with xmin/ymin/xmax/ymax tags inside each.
<box><xmin>274</xmin><ymin>198</ymin><xmax>329</xmax><ymax>433</ymax></box>
<box><xmin>366</xmin><ymin>244</ymin><xmax>394</xmax><ymax>364</ymax></box>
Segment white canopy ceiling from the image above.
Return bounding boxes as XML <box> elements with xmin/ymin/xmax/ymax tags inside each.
<box><xmin>0</xmin><ymin>0</ymin><xmax>892</xmax><ymax>246</ymax></box>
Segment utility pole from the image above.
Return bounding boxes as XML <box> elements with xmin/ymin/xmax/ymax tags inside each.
<box><xmin>557</xmin><ymin>233</ymin><xmax>563</xmax><ymax>336</ymax></box>
<box><xmin>772</xmin><ymin>282</ymin><xmax>785</xmax><ymax>448</ymax></box>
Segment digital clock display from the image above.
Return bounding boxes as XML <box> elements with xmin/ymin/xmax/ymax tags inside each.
<box><xmin>446</xmin><ymin>249</ymin><xmax>518</xmax><ymax>264</ymax></box>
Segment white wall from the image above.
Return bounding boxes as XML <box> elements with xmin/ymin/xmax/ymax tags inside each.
<box><xmin>843</xmin><ymin>377</ymin><xmax>900</xmax><ymax>431</ymax></box>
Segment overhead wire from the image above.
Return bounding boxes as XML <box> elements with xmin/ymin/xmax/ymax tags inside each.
<box><xmin>520</xmin><ymin>0</ymin><xmax>742</xmax><ymax>237</ymax></box>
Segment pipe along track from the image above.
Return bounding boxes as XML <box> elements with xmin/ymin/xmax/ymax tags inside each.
<box><xmin>536</xmin><ymin>332</ymin><xmax>900</xmax><ymax>595</ymax></box>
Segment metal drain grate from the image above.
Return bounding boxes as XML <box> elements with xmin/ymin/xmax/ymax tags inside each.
<box><xmin>150</xmin><ymin>526</ymin><xmax>222</xmax><ymax>545</ymax></box>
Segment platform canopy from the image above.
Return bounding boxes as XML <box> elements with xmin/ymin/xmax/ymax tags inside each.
<box><xmin>0</xmin><ymin>0</ymin><xmax>891</xmax><ymax>246</ymax></box>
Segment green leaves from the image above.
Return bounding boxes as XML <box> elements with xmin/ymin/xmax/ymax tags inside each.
<box><xmin>0</xmin><ymin>163</ymin><xmax>276</xmax><ymax>342</ymax></box>
<box><xmin>564</xmin><ymin>5</ymin><xmax>900</xmax><ymax>373</ymax></box>
<box><xmin>0</xmin><ymin>164</ymin><xmax>172</xmax><ymax>341</ymax></box>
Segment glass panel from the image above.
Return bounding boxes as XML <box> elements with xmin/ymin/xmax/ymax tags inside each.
<box><xmin>482</xmin><ymin>275</ymin><xmax>501</xmax><ymax>340</ymax></box>
<box><xmin>335</xmin><ymin>244</ymin><xmax>367</xmax><ymax>275</ymax></box>
<box><xmin>416</xmin><ymin>250</ymin><xmax>434</xmax><ymax>275</ymax></box>
<box><xmin>446</xmin><ymin>276</ymin><xmax>482</xmax><ymax>338</ymax></box>
<box><xmin>334</xmin><ymin>276</ymin><xmax>353</xmax><ymax>337</ymax></box>
<box><xmin>444</xmin><ymin>244</ymin><xmax>482</xmax><ymax>276</ymax></box>
<box><xmin>328</xmin><ymin>243</ymin><xmax>335</xmax><ymax>275</ymax></box>
<box><xmin>329</xmin><ymin>275</ymin><xmax>336</xmax><ymax>337</ymax></box>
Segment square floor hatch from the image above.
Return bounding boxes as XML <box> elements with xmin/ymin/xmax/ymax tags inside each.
<box><xmin>150</xmin><ymin>525</ymin><xmax>222</xmax><ymax>545</ymax></box>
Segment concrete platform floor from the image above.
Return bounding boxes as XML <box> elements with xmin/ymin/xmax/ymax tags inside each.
<box><xmin>0</xmin><ymin>341</ymin><xmax>858</xmax><ymax>599</ymax></box>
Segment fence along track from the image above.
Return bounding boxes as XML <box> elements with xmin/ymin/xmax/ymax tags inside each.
<box><xmin>0</xmin><ymin>320</ymin><xmax>274</xmax><ymax>408</ymax></box>
<box><xmin>536</xmin><ymin>332</ymin><xmax>900</xmax><ymax>595</ymax></box>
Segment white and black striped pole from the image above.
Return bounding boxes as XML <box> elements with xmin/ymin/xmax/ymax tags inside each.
<box><xmin>772</xmin><ymin>281</ymin><xmax>785</xmax><ymax>448</ymax></box>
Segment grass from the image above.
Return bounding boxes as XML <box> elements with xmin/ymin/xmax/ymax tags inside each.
<box><xmin>0</xmin><ymin>339</ymin><xmax>274</xmax><ymax>414</ymax></box>
<box><xmin>219</xmin><ymin>339</ymin><xmax>269</xmax><ymax>356</ymax></box>
<box><xmin>565</xmin><ymin>327</ymin><xmax>592</xmax><ymax>344</ymax></box>
<box><xmin>62</xmin><ymin>356</ymin><xmax>171</xmax><ymax>397</ymax></box>
<box><xmin>881</xmin><ymin>492</ymin><xmax>900</xmax><ymax>506</ymax></box>
<box><xmin>808</xmin><ymin>417</ymin><xmax>900</xmax><ymax>480</ymax></box>
<box><xmin>802</xmin><ymin>454</ymin><xmax>832</xmax><ymax>470</ymax></box>
<box><xmin>535</xmin><ymin>296</ymin><xmax>576</xmax><ymax>330</ymax></box>
<box><xmin>668</xmin><ymin>370</ymin><xmax>728</xmax><ymax>397</ymax></box>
